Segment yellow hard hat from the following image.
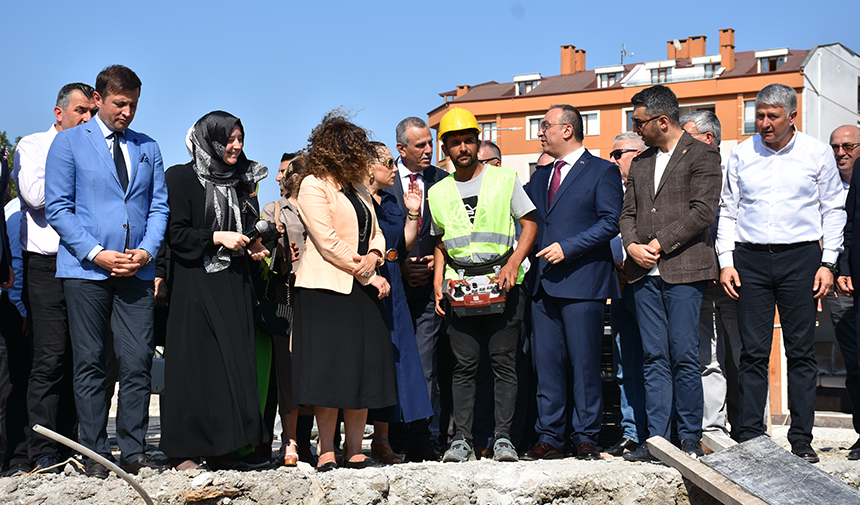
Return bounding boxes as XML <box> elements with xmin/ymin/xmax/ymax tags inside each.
<box><xmin>438</xmin><ymin>108</ymin><xmax>482</xmax><ymax>140</ymax></box>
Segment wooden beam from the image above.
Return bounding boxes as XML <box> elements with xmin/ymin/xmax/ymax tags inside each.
<box><xmin>647</xmin><ymin>437</ymin><xmax>768</xmax><ymax>505</ymax></box>
<box><xmin>702</xmin><ymin>432</ymin><xmax>738</xmax><ymax>454</ymax></box>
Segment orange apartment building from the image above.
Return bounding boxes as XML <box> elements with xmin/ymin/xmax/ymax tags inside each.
<box><xmin>427</xmin><ymin>29</ymin><xmax>860</xmax><ymax>185</ymax></box>
<box><xmin>426</xmin><ymin>29</ymin><xmax>860</xmax><ymax>423</ymax></box>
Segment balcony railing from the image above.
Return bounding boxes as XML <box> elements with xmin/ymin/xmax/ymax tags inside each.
<box><xmin>623</xmin><ymin>71</ymin><xmax>717</xmax><ymax>88</ymax></box>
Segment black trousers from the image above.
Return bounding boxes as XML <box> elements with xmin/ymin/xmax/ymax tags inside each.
<box><xmin>735</xmin><ymin>242</ymin><xmax>819</xmax><ymax>444</ymax></box>
<box><xmin>446</xmin><ymin>286</ymin><xmax>524</xmax><ymax>443</ymax></box>
<box><xmin>22</xmin><ymin>252</ymin><xmax>77</xmax><ymax>461</ymax></box>
<box><xmin>0</xmin><ymin>292</ymin><xmax>30</xmax><ymax>469</ymax></box>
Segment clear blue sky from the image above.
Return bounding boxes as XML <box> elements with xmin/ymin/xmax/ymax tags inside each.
<box><xmin>2</xmin><ymin>1</ymin><xmax>856</xmax><ymax>206</ymax></box>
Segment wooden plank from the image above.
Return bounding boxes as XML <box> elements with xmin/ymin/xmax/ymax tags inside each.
<box><xmin>647</xmin><ymin>436</ymin><xmax>768</xmax><ymax>505</ymax></box>
<box><xmin>702</xmin><ymin>432</ymin><xmax>738</xmax><ymax>453</ymax></box>
<box><xmin>702</xmin><ymin>435</ymin><xmax>860</xmax><ymax>505</ymax></box>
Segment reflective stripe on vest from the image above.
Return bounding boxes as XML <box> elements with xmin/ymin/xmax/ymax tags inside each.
<box><xmin>427</xmin><ymin>165</ymin><xmax>523</xmax><ymax>283</ymax></box>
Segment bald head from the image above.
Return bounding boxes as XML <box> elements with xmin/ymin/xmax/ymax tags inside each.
<box><xmin>831</xmin><ymin>125</ymin><xmax>860</xmax><ymax>177</ymax></box>
<box><xmin>537</xmin><ymin>152</ymin><xmax>555</xmax><ymax>168</ymax></box>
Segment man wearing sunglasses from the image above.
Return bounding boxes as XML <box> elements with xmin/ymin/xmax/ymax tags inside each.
<box><xmin>606</xmin><ymin>132</ymin><xmax>646</xmax><ymax>457</ymax></box>
<box><xmin>830</xmin><ymin>125</ymin><xmax>860</xmax><ymax>459</ymax></box>
<box><xmin>620</xmin><ymin>85</ymin><xmax>722</xmax><ymax>461</ymax></box>
<box><xmin>523</xmin><ymin>105</ymin><xmax>623</xmax><ymax>461</ymax></box>
<box><xmin>477</xmin><ymin>141</ymin><xmax>502</xmax><ymax>167</ymax></box>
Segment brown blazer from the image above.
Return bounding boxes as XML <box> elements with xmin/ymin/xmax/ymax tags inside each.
<box><xmin>295</xmin><ymin>174</ymin><xmax>385</xmax><ymax>294</ymax></box>
<box><xmin>619</xmin><ymin>131</ymin><xmax>721</xmax><ymax>284</ymax></box>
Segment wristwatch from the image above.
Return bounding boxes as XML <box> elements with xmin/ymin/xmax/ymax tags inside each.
<box><xmin>820</xmin><ymin>262</ymin><xmax>838</xmax><ymax>276</ymax></box>
<box><xmin>144</xmin><ymin>250</ymin><xmax>154</xmax><ymax>267</ymax></box>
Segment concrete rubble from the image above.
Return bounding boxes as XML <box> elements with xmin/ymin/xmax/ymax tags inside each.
<box><xmin>2</xmin><ymin>426</ymin><xmax>859</xmax><ymax>504</ymax></box>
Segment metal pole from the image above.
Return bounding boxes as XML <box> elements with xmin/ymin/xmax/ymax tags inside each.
<box><xmin>32</xmin><ymin>424</ymin><xmax>154</xmax><ymax>505</ymax></box>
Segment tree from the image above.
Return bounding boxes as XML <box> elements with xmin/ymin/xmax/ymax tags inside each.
<box><xmin>1</xmin><ymin>130</ymin><xmax>21</xmax><ymax>204</ymax></box>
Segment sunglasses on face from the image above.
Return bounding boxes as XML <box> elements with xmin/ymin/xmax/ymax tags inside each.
<box><xmin>375</xmin><ymin>158</ymin><xmax>396</xmax><ymax>170</ymax></box>
<box><xmin>832</xmin><ymin>142</ymin><xmax>860</xmax><ymax>154</ymax></box>
<box><xmin>609</xmin><ymin>149</ymin><xmax>638</xmax><ymax>160</ymax></box>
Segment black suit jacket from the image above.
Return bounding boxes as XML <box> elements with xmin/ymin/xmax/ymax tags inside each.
<box><xmin>839</xmin><ymin>158</ymin><xmax>860</xmax><ymax>281</ymax></box>
<box><xmin>382</xmin><ymin>160</ymin><xmax>445</xmax><ymax>298</ymax></box>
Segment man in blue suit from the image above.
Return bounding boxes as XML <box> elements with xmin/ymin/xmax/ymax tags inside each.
<box><xmin>523</xmin><ymin>105</ymin><xmax>623</xmax><ymax>460</ymax></box>
<box><xmin>46</xmin><ymin>65</ymin><xmax>168</xmax><ymax>478</ymax></box>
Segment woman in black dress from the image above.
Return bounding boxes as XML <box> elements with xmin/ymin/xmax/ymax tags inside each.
<box><xmin>159</xmin><ymin>111</ymin><xmax>270</xmax><ymax>470</ymax></box>
<box><xmin>292</xmin><ymin>112</ymin><xmax>397</xmax><ymax>471</ymax></box>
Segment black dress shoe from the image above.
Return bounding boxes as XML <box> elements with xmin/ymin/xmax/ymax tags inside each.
<box><xmin>120</xmin><ymin>454</ymin><xmax>167</xmax><ymax>475</ymax></box>
<box><xmin>85</xmin><ymin>460</ymin><xmax>110</xmax><ymax>479</ymax></box>
<box><xmin>316</xmin><ymin>461</ymin><xmax>338</xmax><ymax>472</ymax></box>
<box><xmin>605</xmin><ymin>437</ymin><xmax>640</xmax><ymax>457</ymax></box>
<box><xmin>521</xmin><ymin>441</ymin><xmax>563</xmax><ymax>461</ymax></box>
<box><xmin>576</xmin><ymin>442</ymin><xmax>601</xmax><ymax>460</ymax></box>
<box><xmin>791</xmin><ymin>441</ymin><xmax>819</xmax><ymax>463</ymax></box>
<box><xmin>343</xmin><ymin>457</ymin><xmax>384</xmax><ymax>469</ymax></box>
<box><xmin>848</xmin><ymin>439</ymin><xmax>860</xmax><ymax>460</ymax></box>
<box><xmin>623</xmin><ymin>445</ymin><xmax>656</xmax><ymax>462</ymax></box>
<box><xmin>681</xmin><ymin>439</ymin><xmax>704</xmax><ymax>458</ymax></box>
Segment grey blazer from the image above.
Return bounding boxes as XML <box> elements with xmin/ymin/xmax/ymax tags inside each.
<box><xmin>619</xmin><ymin>131</ymin><xmax>722</xmax><ymax>284</ymax></box>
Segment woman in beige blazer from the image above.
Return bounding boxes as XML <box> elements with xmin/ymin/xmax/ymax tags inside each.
<box><xmin>292</xmin><ymin>112</ymin><xmax>398</xmax><ymax>471</ymax></box>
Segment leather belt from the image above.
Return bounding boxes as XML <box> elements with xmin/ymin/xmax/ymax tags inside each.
<box><xmin>736</xmin><ymin>241</ymin><xmax>816</xmax><ymax>253</ymax></box>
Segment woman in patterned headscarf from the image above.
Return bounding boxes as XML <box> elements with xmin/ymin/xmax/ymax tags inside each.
<box><xmin>159</xmin><ymin>111</ymin><xmax>271</xmax><ymax>470</ymax></box>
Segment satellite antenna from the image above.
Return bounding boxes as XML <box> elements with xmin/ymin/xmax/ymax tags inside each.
<box><xmin>621</xmin><ymin>44</ymin><xmax>633</xmax><ymax>64</ymax></box>
<box><xmin>673</xmin><ymin>39</ymin><xmax>682</xmax><ymax>52</ymax></box>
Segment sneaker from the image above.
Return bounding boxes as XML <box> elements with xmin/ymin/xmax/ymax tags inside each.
<box><xmin>680</xmin><ymin>439</ymin><xmax>704</xmax><ymax>459</ymax></box>
<box><xmin>493</xmin><ymin>438</ymin><xmax>518</xmax><ymax>462</ymax></box>
<box><xmin>442</xmin><ymin>439</ymin><xmax>475</xmax><ymax>463</ymax></box>
<box><xmin>33</xmin><ymin>455</ymin><xmax>62</xmax><ymax>474</ymax></box>
<box><xmin>623</xmin><ymin>444</ymin><xmax>657</xmax><ymax>462</ymax></box>
<box><xmin>5</xmin><ymin>462</ymin><xmax>31</xmax><ymax>477</ymax></box>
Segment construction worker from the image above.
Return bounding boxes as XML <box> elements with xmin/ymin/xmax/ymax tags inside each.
<box><xmin>428</xmin><ymin>108</ymin><xmax>537</xmax><ymax>462</ymax></box>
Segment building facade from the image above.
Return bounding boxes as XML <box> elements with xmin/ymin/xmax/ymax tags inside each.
<box><xmin>428</xmin><ymin>29</ymin><xmax>860</xmax><ymax>184</ymax></box>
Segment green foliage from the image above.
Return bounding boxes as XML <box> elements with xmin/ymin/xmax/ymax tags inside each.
<box><xmin>1</xmin><ymin>130</ymin><xmax>21</xmax><ymax>203</ymax></box>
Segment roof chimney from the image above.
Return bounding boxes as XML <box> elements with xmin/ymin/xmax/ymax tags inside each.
<box><xmin>719</xmin><ymin>28</ymin><xmax>735</xmax><ymax>71</ymax></box>
<box><xmin>456</xmin><ymin>85</ymin><xmax>471</xmax><ymax>98</ymax></box>
<box><xmin>667</xmin><ymin>38</ymin><xmax>690</xmax><ymax>59</ymax></box>
<box><xmin>688</xmin><ymin>36</ymin><xmax>707</xmax><ymax>58</ymax></box>
<box><xmin>561</xmin><ymin>45</ymin><xmax>586</xmax><ymax>74</ymax></box>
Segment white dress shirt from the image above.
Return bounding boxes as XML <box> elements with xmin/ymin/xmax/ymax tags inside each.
<box><xmin>716</xmin><ymin>128</ymin><xmax>845</xmax><ymax>268</ymax></box>
<box><xmin>86</xmin><ymin>114</ymin><xmax>133</xmax><ymax>260</ymax></box>
<box><xmin>545</xmin><ymin>146</ymin><xmax>585</xmax><ymax>190</ymax></box>
<box><xmin>12</xmin><ymin>125</ymin><xmax>61</xmax><ymax>254</ymax></box>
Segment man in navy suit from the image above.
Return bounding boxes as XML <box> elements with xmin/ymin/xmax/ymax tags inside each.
<box><xmin>46</xmin><ymin>65</ymin><xmax>168</xmax><ymax>477</ymax></box>
<box><xmin>384</xmin><ymin>116</ymin><xmax>446</xmax><ymax>460</ymax></box>
<box><xmin>523</xmin><ymin>105</ymin><xmax>623</xmax><ymax>460</ymax></box>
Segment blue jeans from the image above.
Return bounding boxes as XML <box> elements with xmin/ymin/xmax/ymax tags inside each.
<box><xmin>631</xmin><ymin>277</ymin><xmax>706</xmax><ymax>442</ymax></box>
<box><xmin>610</xmin><ymin>288</ymin><xmax>647</xmax><ymax>443</ymax></box>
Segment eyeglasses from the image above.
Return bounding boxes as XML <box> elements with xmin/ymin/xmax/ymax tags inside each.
<box><xmin>478</xmin><ymin>157</ymin><xmax>500</xmax><ymax>164</ymax></box>
<box><xmin>374</xmin><ymin>158</ymin><xmax>396</xmax><ymax>170</ymax></box>
<box><xmin>831</xmin><ymin>142</ymin><xmax>860</xmax><ymax>153</ymax></box>
<box><xmin>539</xmin><ymin>121</ymin><xmax>570</xmax><ymax>132</ymax></box>
<box><xmin>609</xmin><ymin>149</ymin><xmax>638</xmax><ymax>160</ymax></box>
<box><xmin>632</xmin><ymin>116</ymin><xmax>661</xmax><ymax>129</ymax></box>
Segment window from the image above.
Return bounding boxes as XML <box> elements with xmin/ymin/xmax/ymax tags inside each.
<box><xmin>581</xmin><ymin>112</ymin><xmax>599</xmax><ymax>136</ymax></box>
<box><xmin>760</xmin><ymin>56</ymin><xmax>785</xmax><ymax>72</ymax></box>
<box><xmin>703</xmin><ymin>63</ymin><xmax>718</xmax><ymax>77</ymax></box>
<box><xmin>599</xmin><ymin>73</ymin><xmax>622</xmax><ymax>88</ymax></box>
<box><xmin>744</xmin><ymin>100</ymin><xmax>756</xmax><ymax>135</ymax></box>
<box><xmin>479</xmin><ymin>122</ymin><xmax>497</xmax><ymax>142</ymax></box>
<box><xmin>622</xmin><ymin>108</ymin><xmax>635</xmax><ymax>133</ymax></box>
<box><xmin>517</xmin><ymin>81</ymin><xmax>538</xmax><ymax>95</ymax></box>
<box><xmin>651</xmin><ymin>68</ymin><xmax>669</xmax><ymax>83</ymax></box>
<box><xmin>526</xmin><ymin>115</ymin><xmax>544</xmax><ymax>140</ymax></box>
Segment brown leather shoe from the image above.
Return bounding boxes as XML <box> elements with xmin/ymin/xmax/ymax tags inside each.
<box><xmin>576</xmin><ymin>441</ymin><xmax>601</xmax><ymax>460</ymax></box>
<box><xmin>521</xmin><ymin>441</ymin><xmax>563</xmax><ymax>461</ymax></box>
